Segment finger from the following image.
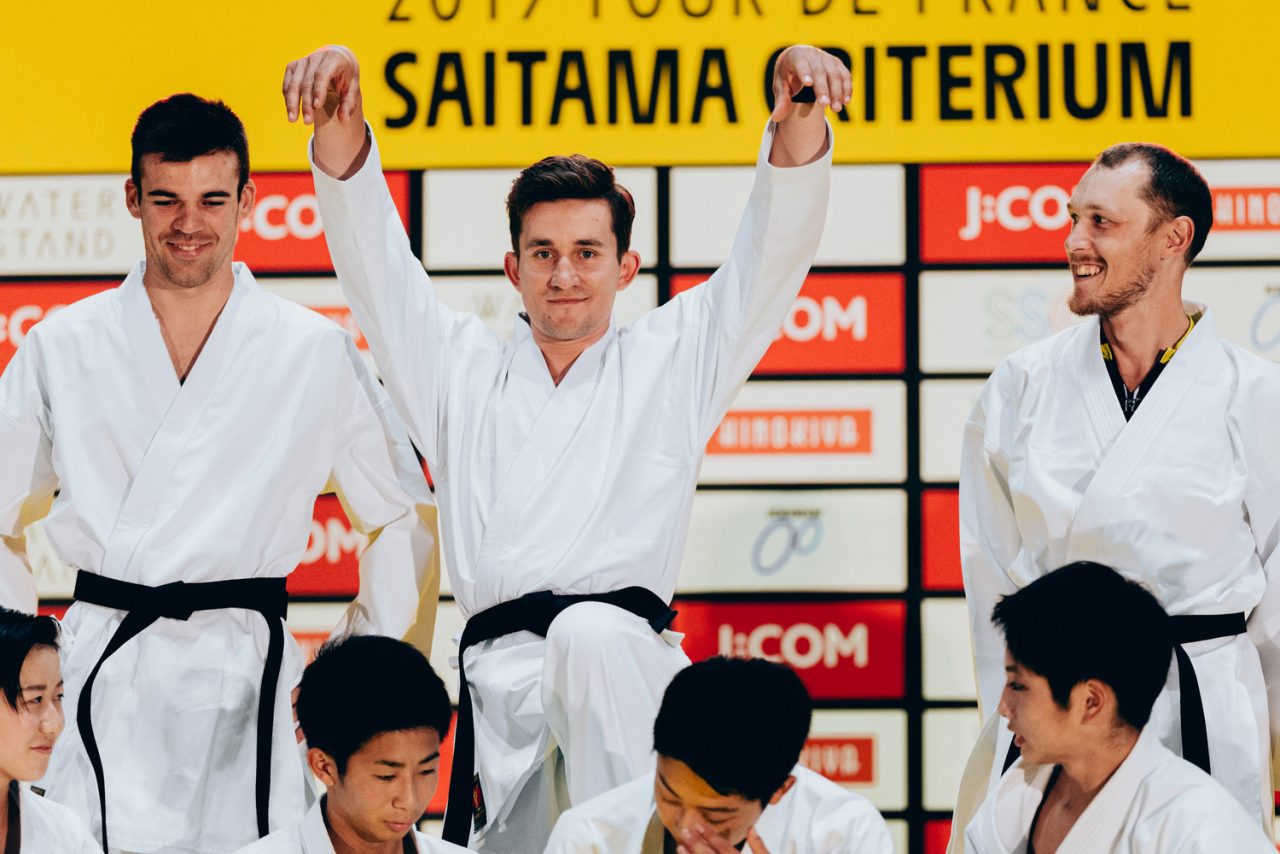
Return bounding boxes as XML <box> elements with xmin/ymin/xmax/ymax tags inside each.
<box><xmin>746</xmin><ymin>828</ymin><xmax>772</xmax><ymax>854</ymax></box>
<box><xmin>809</xmin><ymin>60</ymin><xmax>832</xmax><ymax>109</ymax></box>
<box><xmin>824</xmin><ymin>64</ymin><xmax>843</xmax><ymax>113</ymax></box>
<box><xmin>283</xmin><ymin>62</ymin><xmax>302</xmax><ymax>121</ymax></box>
<box><xmin>341</xmin><ymin>70</ymin><xmax>361</xmax><ymax>121</ymax></box>
<box><xmin>299</xmin><ymin>56</ymin><xmax>320</xmax><ymax>125</ymax></box>
<box><xmin>771</xmin><ymin>85</ymin><xmax>793</xmax><ymax>123</ymax></box>
<box><xmin>311</xmin><ymin>55</ymin><xmax>339</xmax><ymax>111</ymax></box>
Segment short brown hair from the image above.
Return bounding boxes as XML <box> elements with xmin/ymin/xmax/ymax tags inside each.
<box><xmin>506</xmin><ymin>155</ymin><xmax>635</xmax><ymax>259</ymax></box>
<box><xmin>1094</xmin><ymin>142</ymin><xmax>1212</xmax><ymax>263</ymax></box>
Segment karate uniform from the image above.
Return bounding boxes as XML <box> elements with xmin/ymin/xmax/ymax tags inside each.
<box><xmin>6</xmin><ymin>785</ymin><xmax>101</xmax><ymax>853</ymax></box>
<box><xmin>233</xmin><ymin>797</ymin><xmax>467</xmax><ymax>854</ymax></box>
<box><xmin>0</xmin><ymin>263</ymin><xmax>439</xmax><ymax>853</ymax></box>
<box><xmin>964</xmin><ymin>726</ymin><xmax>1275</xmax><ymax>854</ymax></box>
<box><xmin>960</xmin><ymin>303</ymin><xmax>1280</xmax><ymax>827</ymax></box>
<box><xmin>310</xmin><ymin>122</ymin><xmax>831</xmax><ymax>850</ymax></box>
<box><xmin>545</xmin><ymin>764</ymin><xmax>893</xmax><ymax>854</ymax></box>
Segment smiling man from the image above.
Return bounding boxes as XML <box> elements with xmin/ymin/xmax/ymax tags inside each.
<box><xmin>0</xmin><ymin>94</ymin><xmax>440</xmax><ymax>853</ymax></box>
<box><xmin>282</xmin><ymin>43</ymin><xmax>847</xmax><ymax>852</ymax></box>
<box><xmin>965</xmin><ymin>563</ymin><xmax>1274</xmax><ymax>854</ymax></box>
<box><xmin>546</xmin><ymin>656</ymin><xmax>892</xmax><ymax>854</ymax></box>
<box><xmin>235</xmin><ymin>635</ymin><xmax>465</xmax><ymax>854</ymax></box>
<box><xmin>958</xmin><ymin>142</ymin><xmax>1280</xmax><ymax>830</ymax></box>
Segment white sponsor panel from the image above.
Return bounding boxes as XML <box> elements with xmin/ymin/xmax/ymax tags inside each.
<box><xmin>1184</xmin><ymin>266</ymin><xmax>1280</xmax><ymax>363</ymax></box>
<box><xmin>699</xmin><ymin>381</ymin><xmax>906</xmax><ymax>485</ymax></box>
<box><xmin>678</xmin><ymin>489</ymin><xmax>906</xmax><ymax>593</ymax></box>
<box><xmin>0</xmin><ymin>175</ymin><xmax>142</xmax><ymax>275</ymax></box>
<box><xmin>922</xmin><ymin>598</ymin><xmax>977</xmax><ymax>702</ymax></box>
<box><xmin>1194</xmin><ymin>161</ymin><xmax>1280</xmax><ymax>262</ymax></box>
<box><xmin>809</xmin><ymin>709</ymin><xmax>908</xmax><ymax>811</ymax></box>
<box><xmin>919</xmin><ymin>270</ymin><xmax>1081</xmax><ymax>374</ymax></box>
<box><xmin>670</xmin><ymin>165</ymin><xmax>905</xmax><ymax>266</ymax></box>
<box><xmin>431</xmin><ymin>274</ymin><xmax>658</xmax><ymax>340</ymax></box>
<box><xmin>423</xmin><ymin>168</ymin><xmax>657</xmax><ymax>269</ymax></box>
<box><xmin>887</xmin><ymin>821</ymin><xmax>908</xmax><ymax>854</ymax></box>
<box><xmin>923</xmin><ymin>707</ymin><xmax>984</xmax><ymax>812</ymax></box>
<box><xmin>920</xmin><ymin>380</ymin><xmax>986</xmax><ymax>483</ymax></box>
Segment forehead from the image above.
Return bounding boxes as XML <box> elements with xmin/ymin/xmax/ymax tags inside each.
<box><xmin>137</xmin><ymin>151</ymin><xmax>240</xmax><ymax>191</ymax></box>
<box><xmin>1069</xmin><ymin>159</ymin><xmax>1153</xmax><ymax>215</ymax></box>
<box><xmin>347</xmin><ymin>726</ymin><xmax>441</xmax><ymax>766</ymax></box>
<box><xmin>19</xmin><ymin>646</ymin><xmax>60</xmax><ymax>686</ymax></box>
<box><xmin>519</xmin><ymin>198</ymin><xmax>615</xmax><ymax>242</ymax></box>
<box><xmin>655</xmin><ymin>756</ymin><xmax>748</xmax><ymax>808</ymax></box>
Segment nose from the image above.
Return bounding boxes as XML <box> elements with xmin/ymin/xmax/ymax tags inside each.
<box><xmin>549</xmin><ymin>255</ymin><xmax>576</xmax><ymax>289</ymax></box>
<box><xmin>171</xmin><ymin>203</ymin><xmax>200</xmax><ymax>235</ymax></box>
<box><xmin>41</xmin><ymin>702</ymin><xmax>64</xmax><ymax>737</ymax></box>
<box><xmin>997</xmin><ymin>689</ymin><xmax>1012</xmax><ymax>720</ymax></box>
<box><xmin>1065</xmin><ymin>220</ymin><xmax>1090</xmax><ymax>256</ymax></box>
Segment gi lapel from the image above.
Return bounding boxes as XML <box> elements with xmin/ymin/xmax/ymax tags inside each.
<box><xmin>477</xmin><ymin>321</ymin><xmax>615</xmax><ymax>559</ymax></box>
<box><xmin>300</xmin><ymin>798</ymin><xmax>337</xmax><ymax>854</ymax></box>
<box><xmin>1064</xmin><ymin>303</ymin><xmax>1214</xmax><ymax>563</ymax></box>
<box><xmin>986</xmin><ymin>762</ymin><xmax>1054</xmax><ymax>853</ymax></box>
<box><xmin>1055</xmin><ymin>727</ymin><xmax>1158</xmax><ymax>852</ymax></box>
<box><xmin>98</xmin><ymin>264</ymin><xmax>257</xmax><ymax>581</ymax></box>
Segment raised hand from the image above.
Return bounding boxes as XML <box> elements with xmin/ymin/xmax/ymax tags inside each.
<box><xmin>770</xmin><ymin>45</ymin><xmax>852</xmax><ymax>123</ymax></box>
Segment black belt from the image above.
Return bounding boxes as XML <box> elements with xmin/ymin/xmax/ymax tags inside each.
<box><xmin>72</xmin><ymin>571</ymin><xmax>289</xmax><ymax>852</ymax></box>
<box><xmin>1002</xmin><ymin>612</ymin><xmax>1246</xmax><ymax>776</ymax></box>
<box><xmin>441</xmin><ymin>588</ymin><xmax>677</xmax><ymax>845</ymax></box>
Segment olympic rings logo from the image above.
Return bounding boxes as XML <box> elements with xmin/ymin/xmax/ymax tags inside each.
<box><xmin>752</xmin><ymin>510</ymin><xmax>824</xmax><ymax>576</ymax></box>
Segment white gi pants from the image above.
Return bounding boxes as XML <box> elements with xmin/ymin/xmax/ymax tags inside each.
<box><xmin>461</xmin><ymin>602</ymin><xmax>689</xmax><ymax>851</ymax></box>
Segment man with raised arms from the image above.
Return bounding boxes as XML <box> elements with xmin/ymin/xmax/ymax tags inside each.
<box><xmin>282</xmin><ymin>43</ymin><xmax>847</xmax><ymax>850</ymax></box>
<box><xmin>959</xmin><ymin>141</ymin><xmax>1280</xmax><ymax>829</ymax></box>
<box><xmin>0</xmin><ymin>95</ymin><xmax>439</xmax><ymax>852</ymax></box>
<box><xmin>965</xmin><ymin>562</ymin><xmax>1274</xmax><ymax>854</ymax></box>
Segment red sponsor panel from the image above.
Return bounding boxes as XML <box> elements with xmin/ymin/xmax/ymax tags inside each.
<box><xmin>0</xmin><ymin>281</ymin><xmax>115</xmax><ymax>373</ymax></box>
<box><xmin>922</xmin><ymin>489</ymin><xmax>963</xmax><ymax>592</ymax></box>
<box><xmin>708</xmin><ymin>410</ymin><xmax>872</xmax><ymax>455</ymax></box>
<box><xmin>236</xmin><ymin>173</ymin><xmax>410</xmax><ymax>273</ymax></box>
<box><xmin>291</xmin><ymin>628</ymin><xmax>330</xmax><ymax>666</ymax></box>
<box><xmin>670</xmin><ymin>273</ymin><xmax>905</xmax><ymax>374</ymax></box>
<box><xmin>37</xmin><ymin>604</ymin><xmax>69</xmax><ymax>620</ymax></box>
<box><xmin>925</xmin><ymin>819</ymin><xmax>953</xmax><ymax>854</ymax></box>
<box><xmin>426</xmin><ymin>711</ymin><xmax>459</xmax><ymax>816</ymax></box>
<box><xmin>920</xmin><ymin>164</ymin><xmax>1087</xmax><ymax>263</ymax></box>
<box><xmin>311</xmin><ymin>304</ymin><xmax>367</xmax><ymax>350</ymax></box>
<box><xmin>675</xmin><ymin>600</ymin><xmax>906</xmax><ymax>700</ymax></box>
<box><xmin>799</xmin><ymin>735</ymin><xmax>875</xmax><ymax>785</ymax></box>
<box><xmin>1212</xmin><ymin>187</ymin><xmax>1280</xmax><ymax>231</ymax></box>
<box><xmin>286</xmin><ymin>495</ymin><xmax>364</xmax><ymax>598</ymax></box>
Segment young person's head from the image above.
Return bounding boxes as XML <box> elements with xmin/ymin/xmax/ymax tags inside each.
<box><xmin>651</xmin><ymin>657</ymin><xmax>811</xmax><ymax>846</ymax></box>
<box><xmin>125</xmin><ymin>94</ymin><xmax>256</xmax><ymax>291</ymax></box>
<box><xmin>502</xmin><ymin>155</ymin><xmax>640</xmax><ymax>349</ymax></box>
<box><xmin>994</xmin><ymin>561</ymin><xmax>1172</xmax><ymax>765</ymax></box>
<box><xmin>0</xmin><ymin>609</ymin><xmax>62</xmax><ymax>784</ymax></box>
<box><xmin>297</xmin><ymin>635</ymin><xmax>452</xmax><ymax>846</ymax></box>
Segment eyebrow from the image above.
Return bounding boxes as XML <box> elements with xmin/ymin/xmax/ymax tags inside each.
<box><xmin>20</xmin><ymin>681</ymin><xmax>62</xmax><ymax>692</ymax></box>
<box><xmin>145</xmin><ymin>190</ymin><xmax>232</xmax><ymax>199</ymax></box>
<box><xmin>523</xmin><ymin>238</ymin><xmax>605</xmax><ymax>248</ymax></box>
<box><xmin>655</xmin><ymin>771</ymin><xmax>737</xmax><ymax>814</ymax></box>
<box><xmin>373</xmin><ymin>752</ymin><xmax>441</xmax><ymax>769</ymax></box>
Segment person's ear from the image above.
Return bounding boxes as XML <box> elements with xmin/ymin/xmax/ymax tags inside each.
<box><xmin>1076</xmin><ymin>679</ymin><xmax>1109</xmax><ymax>724</ymax></box>
<box><xmin>1164</xmin><ymin>215</ymin><xmax>1194</xmax><ymax>260</ymax></box>
<box><xmin>307</xmin><ymin>747</ymin><xmax>341</xmax><ymax>788</ymax></box>
<box><xmin>125</xmin><ymin>178</ymin><xmax>142</xmax><ymax>220</ymax></box>
<box><xmin>766</xmin><ymin>774</ymin><xmax>797</xmax><ymax>806</ymax></box>
<box><xmin>616</xmin><ymin>250</ymin><xmax>641</xmax><ymax>291</ymax></box>
<box><xmin>504</xmin><ymin>251</ymin><xmax>521</xmax><ymax>290</ymax></box>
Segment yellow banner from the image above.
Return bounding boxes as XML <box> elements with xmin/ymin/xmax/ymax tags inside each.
<box><xmin>5</xmin><ymin>0</ymin><xmax>1278</xmax><ymax>169</ymax></box>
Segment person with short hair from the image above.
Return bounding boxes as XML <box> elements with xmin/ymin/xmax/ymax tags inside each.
<box><xmin>282</xmin><ymin>43</ymin><xmax>847</xmax><ymax>852</ymax></box>
<box><xmin>0</xmin><ymin>608</ymin><xmax>97</xmax><ymax>852</ymax></box>
<box><xmin>235</xmin><ymin>635</ymin><xmax>465</xmax><ymax>854</ymax></box>
<box><xmin>0</xmin><ymin>94</ymin><xmax>440</xmax><ymax>852</ymax></box>
<box><xmin>545</xmin><ymin>657</ymin><xmax>892</xmax><ymax>854</ymax></box>
<box><xmin>964</xmin><ymin>562</ymin><xmax>1274</xmax><ymax>854</ymax></box>
<box><xmin>960</xmin><ymin>140</ymin><xmax>1280</xmax><ymax>827</ymax></box>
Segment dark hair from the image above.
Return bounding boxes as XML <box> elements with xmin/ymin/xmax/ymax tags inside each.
<box><xmin>992</xmin><ymin>562</ymin><xmax>1172</xmax><ymax>730</ymax></box>
<box><xmin>1094</xmin><ymin>142</ymin><xmax>1213</xmax><ymax>263</ymax></box>
<box><xmin>653</xmin><ymin>657</ymin><xmax>811</xmax><ymax>804</ymax></box>
<box><xmin>0</xmin><ymin>609</ymin><xmax>59</xmax><ymax>711</ymax></box>
<box><xmin>296</xmin><ymin>635</ymin><xmax>452</xmax><ymax>775</ymax></box>
<box><xmin>131</xmin><ymin>93</ymin><xmax>250</xmax><ymax>195</ymax></box>
<box><xmin>506</xmin><ymin>155</ymin><xmax>635</xmax><ymax>259</ymax></box>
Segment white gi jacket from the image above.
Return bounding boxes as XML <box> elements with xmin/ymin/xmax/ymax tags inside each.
<box><xmin>544</xmin><ymin>764</ymin><xmax>893</xmax><ymax>854</ymax></box>
<box><xmin>964</xmin><ymin>726</ymin><xmax>1275</xmax><ymax>854</ymax></box>
<box><xmin>9</xmin><ymin>786</ymin><xmax>100</xmax><ymax>853</ymax></box>
<box><xmin>233</xmin><ymin>797</ymin><xmax>467</xmax><ymax>854</ymax></box>
<box><xmin>961</xmin><ymin>302</ymin><xmax>1280</xmax><ymax>826</ymax></box>
<box><xmin>311</xmin><ymin>123</ymin><xmax>832</xmax><ymax>841</ymax></box>
<box><xmin>0</xmin><ymin>263</ymin><xmax>438</xmax><ymax>853</ymax></box>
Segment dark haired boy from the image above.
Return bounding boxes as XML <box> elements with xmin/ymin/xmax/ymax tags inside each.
<box><xmin>960</xmin><ymin>138</ymin><xmax>1280</xmax><ymax>828</ymax></box>
<box><xmin>963</xmin><ymin>563</ymin><xmax>1272</xmax><ymax>853</ymax></box>
<box><xmin>235</xmin><ymin>636</ymin><xmax>464</xmax><ymax>854</ymax></box>
<box><xmin>282</xmin><ymin>43</ymin><xmax>848</xmax><ymax>852</ymax></box>
<box><xmin>0</xmin><ymin>93</ymin><xmax>440</xmax><ymax>853</ymax></box>
<box><xmin>546</xmin><ymin>657</ymin><xmax>891</xmax><ymax>854</ymax></box>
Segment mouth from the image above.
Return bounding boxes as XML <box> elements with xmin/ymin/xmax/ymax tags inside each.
<box><xmin>1070</xmin><ymin>261</ymin><xmax>1104</xmax><ymax>283</ymax></box>
<box><xmin>384</xmin><ymin>820</ymin><xmax>414</xmax><ymax>834</ymax></box>
<box><xmin>547</xmin><ymin>297</ymin><xmax>587</xmax><ymax>305</ymax></box>
<box><xmin>30</xmin><ymin>744</ymin><xmax>53</xmax><ymax>754</ymax></box>
<box><xmin>165</xmin><ymin>240</ymin><xmax>213</xmax><ymax>259</ymax></box>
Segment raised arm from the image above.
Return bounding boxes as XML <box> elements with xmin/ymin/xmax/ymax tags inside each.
<box><xmin>0</xmin><ymin>341</ymin><xmax>57</xmax><ymax>613</ymax></box>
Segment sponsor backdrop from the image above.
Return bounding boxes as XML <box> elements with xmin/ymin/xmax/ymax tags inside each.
<box><xmin>5</xmin><ymin>2</ymin><xmax>1280</xmax><ymax>852</ymax></box>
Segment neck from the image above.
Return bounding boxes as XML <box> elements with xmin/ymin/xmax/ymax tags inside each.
<box><xmin>0</xmin><ymin>774</ymin><xmax>13</xmax><ymax>845</ymax></box>
<box><xmin>142</xmin><ymin>264</ymin><xmax>236</xmax><ymax>324</ymax></box>
<box><xmin>1099</xmin><ymin>288</ymin><xmax>1190</xmax><ymax>389</ymax></box>
<box><xmin>1057</xmin><ymin>725</ymin><xmax>1138</xmax><ymax>804</ymax></box>
<box><xmin>323</xmin><ymin>798</ymin><xmax>404</xmax><ymax>854</ymax></box>
<box><xmin>530</xmin><ymin>324</ymin><xmax>608</xmax><ymax>386</ymax></box>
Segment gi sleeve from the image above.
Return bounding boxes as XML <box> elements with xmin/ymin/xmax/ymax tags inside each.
<box><xmin>326</xmin><ymin>336</ymin><xmax>440</xmax><ymax>654</ymax></box>
<box><xmin>639</xmin><ymin>121</ymin><xmax>833</xmax><ymax>443</ymax></box>
<box><xmin>309</xmin><ymin>127</ymin><xmax>490</xmax><ymax>469</ymax></box>
<box><xmin>815</xmin><ymin>797</ymin><xmax>895</xmax><ymax>854</ymax></box>
<box><xmin>0</xmin><ymin>339</ymin><xmax>55</xmax><ymax>613</ymax></box>
<box><xmin>960</xmin><ymin>364</ymin><xmax>1023</xmax><ymax>721</ymax></box>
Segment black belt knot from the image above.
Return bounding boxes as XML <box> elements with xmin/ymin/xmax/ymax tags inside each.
<box><xmin>441</xmin><ymin>586</ymin><xmax>676</xmax><ymax>845</ymax></box>
<box><xmin>72</xmin><ymin>570</ymin><xmax>289</xmax><ymax>852</ymax></box>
